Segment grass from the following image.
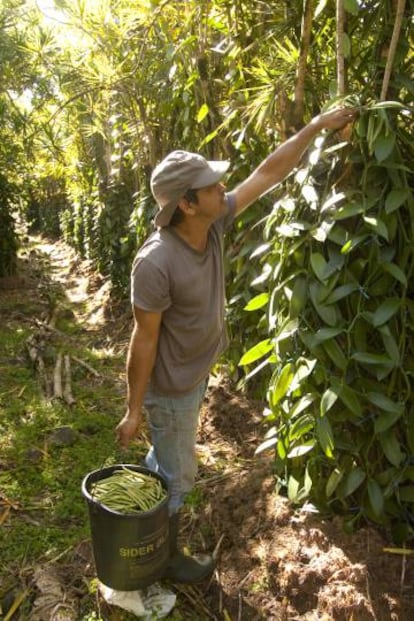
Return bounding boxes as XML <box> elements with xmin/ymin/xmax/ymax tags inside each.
<box><xmin>0</xmin><ymin>239</ymin><xmax>216</xmax><ymax>620</ymax></box>
<box><xmin>0</xmin><ymin>245</ymin><xmax>149</xmax><ymax>620</ymax></box>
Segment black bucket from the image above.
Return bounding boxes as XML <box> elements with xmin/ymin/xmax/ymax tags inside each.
<box><xmin>81</xmin><ymin>464</ymin><xmax>170</xmax><ymax>590</ymax></box>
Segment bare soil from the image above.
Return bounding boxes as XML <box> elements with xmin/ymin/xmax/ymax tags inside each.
<box><xmin>2</xmin><ymin>236</ymin><xmax>414</xmax><ymax>620</ymax></box>
<box><xmin>195</xmin><ymin>381</ymin><xmax>414</xmax><ymax>620</ymax></box>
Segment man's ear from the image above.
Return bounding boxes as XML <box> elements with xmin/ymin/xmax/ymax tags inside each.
<box><xmin>177</xmin><ymin>197</ymin><xmax>196</xmax><ymax>216</ymax></box>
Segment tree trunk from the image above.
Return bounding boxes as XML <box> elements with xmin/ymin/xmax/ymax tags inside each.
<box><xmin>380</xmin><ymin>0</ymin><xmax>406</xmax><ymax>100</ymax></box>
<box><xmin>336</xmin><ymin>0</ymin><xmax>346</xmax><ymax>96</ymax></box>
<box><xmin>293</xmin><ymin>0</ymin><xmax>315</xmax><ymax>127</ymax></box>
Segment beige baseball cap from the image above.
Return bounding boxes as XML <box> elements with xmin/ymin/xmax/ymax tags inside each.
<box><xmin>150</xmin><ymin>150</ymin><xmax>230</xmax><ymax>227</ymax></box>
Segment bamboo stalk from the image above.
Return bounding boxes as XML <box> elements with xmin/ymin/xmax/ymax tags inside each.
<box><xmin>336</xmin><ymin>0</ymin><xmax>346</xmax><ymax>96</ymax></box>
<box><xmin>380</xmin><ymin>0</ymin><xmax>406</xmax><ymax>101</ymax></box>
<box><xmin>293</xmin><ymin>0</ymin><xmax>315</xmax><ymax>125</ymax></box>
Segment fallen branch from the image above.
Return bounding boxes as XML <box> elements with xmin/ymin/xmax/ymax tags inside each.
<box><xmin>34</xmin><ymin>319</ymin><xmax>76</xmax><ymax>341</ymax></box>
<box><xmin>3</xmin><ymin>591</ymin><xmax>29</xmax><ymax>621</ymax></box>
<box><xmin>197</xmin><ymin>469</ymin><xmax>248</xmax><ymax>487</ymax></box>
<box><xmin>25</xmin><ymin>331</ymin><xmax>53</xmax><ymax>399</ymax></box>
<box><xmin>26</xmin><ymin>337</ymin><xmax>38</xmax><ymax>363</ymax></box>
<box><xmin>172</xmin><ymin>585</ymin><xmax>215</xmax><ymax>619</ymax></box>
<box><xmin>71</xmin><ymin>354</ymin><xmax>101</xmax><ymax>378</ymax></box>
<box><xmin>37</xmin><ymin>357</ymin><xmax>52</xmax><ymax>399</ymax></box>
<box><xmin>213</xmin><ymin>533</ymin><xmax>225</xmax><ymax>560</ymax></box>
<box><xmin>0</xmin><ymin>505</ymin><xmax>11</xmax><ymax>526</ymax></box>
<box><xmin>63</xmin><ymin>355</ymin><xmax>75</xmax><ymax>405</ymax></box>
<box><xmin>53</xmin><ymin>352</ymin><xmax>63</xmax><ymax>399</ymax></box>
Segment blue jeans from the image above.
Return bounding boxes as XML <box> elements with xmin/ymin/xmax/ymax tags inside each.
<box><xmin>143</xmin><ymin>379</ymin><xmax>208</xmax><ymax>515</ymax></box>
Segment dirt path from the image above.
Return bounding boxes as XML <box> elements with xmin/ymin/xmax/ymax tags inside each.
<box><xmin>2</xmin><ymin>235</ymin><xmax>414</xmax><ymax>620</ymax></box>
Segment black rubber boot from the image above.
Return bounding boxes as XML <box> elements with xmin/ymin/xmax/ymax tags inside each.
<box><xmin>163</xmin><ymin>513</ymin><xmax>216</xmax><ymax>583</ymax></box>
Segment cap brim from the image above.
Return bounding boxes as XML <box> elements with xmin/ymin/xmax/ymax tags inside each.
<box><xmin>191</xmin><ymin>160</ymin><xmax>230</xmax><ymax>189</ymax></box>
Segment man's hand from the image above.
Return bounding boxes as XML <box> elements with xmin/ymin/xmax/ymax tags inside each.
<box><xmin>116</xmin><ymin>411</ymin><xmax>142</xmax><ymax>449</ymax></box>
<box><xmin>312</xmin><ymin>106</ymin><xmax>360</xmax><ymax>132</ymax></box>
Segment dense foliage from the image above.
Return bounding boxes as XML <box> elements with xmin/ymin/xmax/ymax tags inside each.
<box><xmin>1</xmin><ymin>0</ymin><xmax>413</xmax><ymax>540</ymax></box>
<box><xmin>245</xmin><ymin>100</ymin><xmax>414</xmax><ymax>543</ymax></box>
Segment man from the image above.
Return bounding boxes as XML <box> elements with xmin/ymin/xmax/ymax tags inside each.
<box><xmin>116</xmin><ymin>107</ymin><xmax>358</xmax><ymax>583</ymax></box>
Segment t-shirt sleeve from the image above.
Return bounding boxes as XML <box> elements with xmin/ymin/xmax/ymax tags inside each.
<box><xmin>131</xmin><ymin>258</ymin><xmax>171</xmax><ymax>312</ymax></box>
<box><xmin>224</xmin><ymin>192</ymin><xmax>236</xmax><ymax>229</ymax></box>
<box><xmin>215</xmin><ymin>192</ymin><xmax>236</xmax><ymax>236</ymax></box>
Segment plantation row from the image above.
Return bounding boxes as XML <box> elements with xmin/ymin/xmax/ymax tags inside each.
<box><xmin>1</xmin><ymin>0</ymin><xmax>413</xmax><ymax>540</ymax></box>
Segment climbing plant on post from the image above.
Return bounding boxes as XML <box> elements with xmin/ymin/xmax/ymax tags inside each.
<box><xmin>239</xmin><ymin>0</ymin><xmax>414</xmax><ymax>541</ymax></box>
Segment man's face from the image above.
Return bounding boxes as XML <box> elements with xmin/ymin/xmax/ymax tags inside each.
<box><xmin>191</xmin><ymin>182</ymin><xmax>226</xmax><ymax>222</ymax></box>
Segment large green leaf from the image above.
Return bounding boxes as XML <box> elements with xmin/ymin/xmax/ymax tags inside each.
<box><xmin>290</xmin><ymin>359</ymin><xmax>317</xmax><ymax>392</ymax></box>
<box><xmin>290</xmin><ymin>394</ymin><xmax>316</xmax><ymax>419</ymax></box>
<box><xmin>310</xmin><ymin>252</ymin><xmax>328</xmax><ymax>281</ymax></box>
<box><xmin>255</xmin><ymin>436</ymin><xmax>278</xmax><ymax>455</ymax></box>
<box><xmin>341</xmin><ymin>235</ymin><xmax>369</xmax><ymax>255</ymax></box>
<box><xmin>351</xmin><ymin>352</ymin><xmax>394</xmax><ymax>366</ymax></box>
<box><xmin>382</xmin><ymin>262</ymin><xmax>408</xmax><ymax>286</ymax></box>
<box><xmin>275</xmin><ymin>319</ymin><xmax>299</xmax><ymax>343</ymax></box>
<box><xmin>196</xmin><ymin>103</ymin><xmax>209</xmax><ymax>122</ymax></box>
<box><xmin>325</xmin><ymin>283</ymin><xmax>359</xmax><ymax>304</ymax></box>
<box><xmin>370</xmin><ymin>101</ymin><xmax>408</xmax><ymax>110</ymax></box>
<box><xmin>270</xmin><ymin>363</ymin><xmax>294</xmax><ymax>407</ymax></box>
<box><xmin>379</xmin><ymin>431</ymin><xmax>405</xmax><ymax>467</ymax></box>
<box><xmin>367</xmin><ymin>479</ymin><xmax>384</xmax><ymax>517</ymax></box>
<box><xmin>372</xmin><ymin>299</ymin><xmax>400</xmax><ymax>327</ymax></box>
<box><xmin>239</xmin><ymin>339</ymin><xmax>273</xmax><ymax>365</ymax></box>
<box><xmin>250</xmin><ymin>243</ymin><xmax>271</xmax><ymax>259</ymax></box>
<box><xmin>326</xmin><ymin>468</ymin><xmax>344</xmax><ymax>497</ymax></box>
<box><xmin>320</xmin><ymin>388</ymin><xmax>338</xmax><ymax>416</ymax></box>
<box><xmin>339</xmin><ymin>468</ymin><xmax>366</xmax><ymax>498</ymax></box>
<box><xmin>287</xmin><ymin>475</ymin><xmax>300</xmax><ymax>502</ymax></box>
<box><xmin>287</xmin><ymin>443</ymin><xmax>315</xmax><ymax>458</ymax></box>
<box><xmin>333</xmin><ymin>383</ymin><xmax>363</xmax><ymax>418</ymax></box>
<box><xmin>250</xmin><ymin>263</ymin><xmax>272</xmax><ymax>286</ymax></box>
<box><xmin>301</xmin><ymin>184</ymin><xmax>319</xmax><ymax>204</ymax></box>
<box><xmin>374</xmin><ymin>410</ymin><xmax>404</xmax><ymax>434</ymax></box>
<box><xmin>308</xmin><ymin>327</ymin><xmax>344</xmax><ymax>346</ymax></box>
<box><xmin>316</xmin><ymin>415</ymin><xmax>334</xmax><ymax>458</ymax></box>
<box><xmin>244</xmin><ymin>292</ymin><xmax>269</xmax><ymax>311</ymax></box>
<box><xmin>344</xmin><ymin>0</ymin><xmax>359</xmax><ymax>14</ymax></box>
<box><xmin>333</xmin><ymin>202</ymin><xmax>365</xmax><ymax>220</ymax></box>
<box><xmin>289</xmin><ymin>414</ymin><xmax>314</xmax><ymax>441</ymax></box>
<box><xmin>363</xmin><ymin>216</ymin><xmax>389</xmax><ymax>241</ymax></box>
<box><xmin>385</xmin><ymin>188</ymin><xmax>411</xmax><ymax>214</ymax></box>
<box><xmin>367</xmin><ymin>392</ymin><xmax>404</xmax><ymax>415</ymax></box>
<box><xmin>323</xmin><ymin>339</ymin><xmax>348</xmax><ymax>371</ymax></box>
<box><xmin>289</xmin><ymin>277</ymin><xmax>307</xmax><ymax>318</ymax></box>
<box><xmin>311</xmin><ymin>220</ymin><xmax>335</xmax><ymax>242</ymax></box>
<box><xmin>276</xmin><ymin>223</ymin><xmax>301</xmax><ymax>237</ymax></box>
<box><xmin>380</xmin><ymin>327</ymin><xmax>401</xmax><ymax>365</ymax></box>
<box><xmin>309</xmin><ymin>282</ymin><xmax>338</xmax><ymax>326</ymax></box>
<box><xmin>374</xmin><ymin>134</ymin><xmax>395</xmax><ymax>161</ymax></box>
<box><xmin>323</xmin><ymin>253</ymin><xmax>345</xmax><ymax>279</ymax></box>
<box><xmin>320</xmin><ymin>191</ymin><xmax>346</xmax><ymax>213</ymax></box>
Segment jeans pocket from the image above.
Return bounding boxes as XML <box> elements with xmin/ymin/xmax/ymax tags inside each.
<box><xmin>146</xmin><ymin>404</ymin><xmax>171</xmax><ymax>433</ymax></box>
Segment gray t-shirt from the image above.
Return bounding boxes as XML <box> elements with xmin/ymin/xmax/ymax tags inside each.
<box><xmin>131</xmin><ymin>193</ymin><xmax>236</xmax><ymax>396</ymax></box>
